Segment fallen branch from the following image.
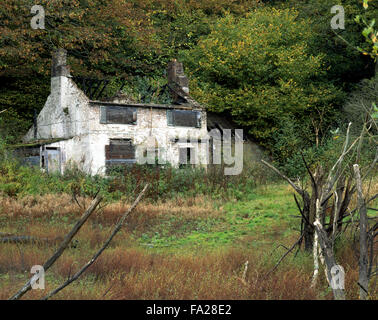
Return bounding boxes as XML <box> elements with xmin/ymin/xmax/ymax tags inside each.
<box><xmin>9</xmin><ymin>194</ymin><xmax>103</xmax><ymax>300</ymax></box>
<box><xmin>41</xmin><ymin>184</ymin><xmax>149</xmax><ymax>300</ymax></box>
<box><xmin>0</xmin><ymin>232</ymin><xmax>13</xmax><ymax>237</ymax></box>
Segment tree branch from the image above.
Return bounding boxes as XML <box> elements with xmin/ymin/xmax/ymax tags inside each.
<box><xmin>261</xmin><ymin>160</ymin><xmax>304</xmax><ymax>196</ymax></box>
<box><xmin>9</xmin><ymin>194</ymin><xmax>103</xmax><ymax>300</ymax></box>
<box><xmin>265</xmin><ymin>233</ymin><xmax>304</xmax><ymax>278</ymax></box>
<box><xmin>41</xmin><ymin>184</ymin><xmax>149</xmax><ymax>300</ymax></box>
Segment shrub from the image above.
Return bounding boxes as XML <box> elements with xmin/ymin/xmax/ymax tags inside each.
<box><xmin>181</xmin><ymin>7</ymin><xmax>345</xmax><ymax>153</ymax></box>
<box><xmin>0</xmin><ymin>156</ymin><xmax>270</xmax><ymax>202</ymax></box>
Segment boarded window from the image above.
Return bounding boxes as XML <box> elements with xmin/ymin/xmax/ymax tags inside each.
<box><xmin>43</xmin><ymin>147</ymin><xmax>61</xmax><ymax>174</ymax></box>
<box><xmin>100</xmin><ymin>106</ymin><xmax>137</xmax><ymax>125</ymax></box>
<box><xmin>167</xmin><ymin>110</ymin><xmax>201</xmax><ymax>128</ymax></box>
<box><xmin>105</xmin><ymin>139</ymin><xmax>136</xmax><ymax>170</ymax></box>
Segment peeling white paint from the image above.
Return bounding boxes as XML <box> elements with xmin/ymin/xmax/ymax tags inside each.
<box><xmin>23</xmin><ymin>75</ymin><xmax>208</xmax><ymax>175</ymax></box>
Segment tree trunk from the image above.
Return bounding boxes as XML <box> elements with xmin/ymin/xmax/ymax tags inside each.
<box><xmin>303</xmin><ymin>194</ymin><xmax>314</xmax><ymax>251</ymax></box>
<box><xmin>314</xmin><ymin>218</ymin><xmax>346</xmax><ymax>300</ymax></box>
<box><xmin>354</xmin><ymin>164</ymin><xmax>369</xmax><ymax>300</ymax></box>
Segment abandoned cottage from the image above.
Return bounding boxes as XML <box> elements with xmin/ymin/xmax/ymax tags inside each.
<box><xmin>21</xmin><ymin>49</ymin><xmax>210</xmax><ymax>175</ymax></box>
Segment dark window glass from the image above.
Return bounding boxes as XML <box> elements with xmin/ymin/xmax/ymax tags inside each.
<box><xmin>100</xmin><ymin>106</ymin><xmax>137</xmax><ymax>125</ymax></box>
<box><xmin>167</xmin><ymin>110</ymin><xmax>201</xmax><ymax>128</ymax></box>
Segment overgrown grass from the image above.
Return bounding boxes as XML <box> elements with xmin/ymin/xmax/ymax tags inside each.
<box><xmin>1</xmin><ymin>182</ymin><xmax>376</xmax><ymax>300</ymax></box>
<box><xmin>0</xmin><ymin>151</ymin><xmax>275</xmax><ymax>202</ymax></box>
<box><xmin>1</xmin><ymin>141</ymin><xmax>376</xmax><ymax>300</ymax></box>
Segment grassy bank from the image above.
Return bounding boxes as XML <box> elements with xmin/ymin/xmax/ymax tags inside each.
<box><xmin>1</xmin><ymin>182</ymin><xmax>376</xmax><ymax>300</ymax></box>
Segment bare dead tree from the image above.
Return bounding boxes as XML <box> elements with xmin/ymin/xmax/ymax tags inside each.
<box><xmin>41</xmin><ymin>184</ymin><xmax>149</xmax><ymax>300</ymax></box>
<box><xmin>308</xmin><ymin>123</ymin><xmax>366</xmax><ymax>299</ymax></box>
<box><xmin>261</xmin><ymin>121</ymin><xmax>378</xmax><ymax>299</ymax></box>
<box><xmin>354</xmin><ymin>164</ymin><xmax>369</xmax><ymax>299</ymax></box>
<box><xmin>313</xmin><ymin>215</ymin><xmax>345</xmax><ymax>300</ymax></box>
<box><xmin>9</xmin><ymin>193</ymin><xmax>103</xmax><ymax>300</ymax></box>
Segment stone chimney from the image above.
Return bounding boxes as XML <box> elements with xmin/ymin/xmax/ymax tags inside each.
<box><xmin>167</xmin><ymin>59</ymin><xmax>189</xmax><ymax>103</ymax></box>
<box><xmin>50</xmin><ymin>48</ymin><xmax>71</xmax><ymax>134</ymax></box>
<box><xmin>51</xmin><ymin>48</ymin><xmax>70</xmax><ymax>77</ymax></box>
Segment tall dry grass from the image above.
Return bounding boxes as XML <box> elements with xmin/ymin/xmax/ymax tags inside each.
<box><xmin>0</xmin><ymin>188</ymin><xmax>376</xmax><ymax>300</ymax></box>
<box><xmin>0</xmin><ymin>245</ymin><xmax>321</xmax><ymax>300</ymax></box>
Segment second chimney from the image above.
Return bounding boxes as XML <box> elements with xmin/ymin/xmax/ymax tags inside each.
<box><xmin>167</xmin><ymin>60</ymin><xmax>189</xmax><ymax>103</ymax></box>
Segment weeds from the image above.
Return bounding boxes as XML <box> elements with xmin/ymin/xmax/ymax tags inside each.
<box><xmin>0</xmin><ymin>156</ymin><xmax>269</xmax><ymax>202</ymax></box>
<box><xmin>0</xmin><ymin>182</ymin><xmax>376</xmax><ymax>300</ymax></box>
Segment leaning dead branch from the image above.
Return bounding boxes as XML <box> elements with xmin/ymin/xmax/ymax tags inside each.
<box><xmin>321</xmin><ymin>123</ymin><xmax>355</xmax><ymax>205</ymax></box>
<box><xmin>41</xmin><ymin>184</ymin><xmax>149</xmax><ymax>300</ymax></box>
<box><xmin>261</xmin><ymin>159</ymin><xmax>304</xmax><ymax>196</ymax></box>
<box><xmin>265</xmin><ymin>233</ymin><xmax>304</xmax><ymax>278</ymax></box>
<box><xmin>9</xmin><ymin>193</ymin><xmax>103</xmax><ymax>300</ymax></box>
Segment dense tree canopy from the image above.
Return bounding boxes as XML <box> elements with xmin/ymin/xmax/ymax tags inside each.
<box><xmin>181</xmin><ymin>8</ymin><xmax>346</xmax><ymax>150</ymax></box>
<box><xmin>0</xmin><ymin>0</ymin><xmax>376</xmax><ymax>168</ymax></box>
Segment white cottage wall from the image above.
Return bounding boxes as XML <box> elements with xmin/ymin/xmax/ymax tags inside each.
<box><xmin>23</xmin><ymin>50</ymin><xmax>208</xmax><ymax>175</ymax></box>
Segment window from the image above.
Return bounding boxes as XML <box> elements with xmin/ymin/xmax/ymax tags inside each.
<box><xmin>167</xmin><ymin>109</ymin><xmax>201</xmax><ymax>128</ymax></box>
<box><xmin>100</xmin><ymin>106</ymin><xmax>137</xmax><ymax>125</ymax></box>
<box><xmin>105</xmin><ymin>139</ymin><xmax>136</xmax><ymax>170</ymax></box>
<box><xmin>43</xmin><ymin>147</ymin><xmax>61</xmax><ymax>173</ymax></box>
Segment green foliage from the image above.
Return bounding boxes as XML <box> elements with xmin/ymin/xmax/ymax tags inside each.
<box><xmin>0</xmin><ymin>152</ymin><xmax>263</xmax><ymax>201</ymax></box>
<box><xmin>181</xmin><ymin>7</ymin><xmax>345</xmax><ymax>152</ymax></box>
<box><xmin>120</xmin><ymin>76</ymin><xmax>173</xmax><ymax>104</ymax></box>
<box><xmin>0</xmin><ymin>77</ymin><xmax>50</xmax><ymax>142</ymax></box>
<box><xmin>343</xmin><ymin>73</ymin><xmax>378</xmax><ymax>135</ymax></box>
<box><xmin>105</xmin><ymin>163</ymin><xmax>257</xmax><ymax>202</ymax></box>
<box><xmin>284</xmin><ymin>0</ymin><xmax>376</xmax><ymax>84</ymax></box>
<box><xmin>0</xmin><ymin>0</ymin><xmax>376</xmax><ymax>178</ymax></box>
<box><xmin>355</xmin><ymin>0</ymin><xmax>378</xmax><ymax>58</ymax></box>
